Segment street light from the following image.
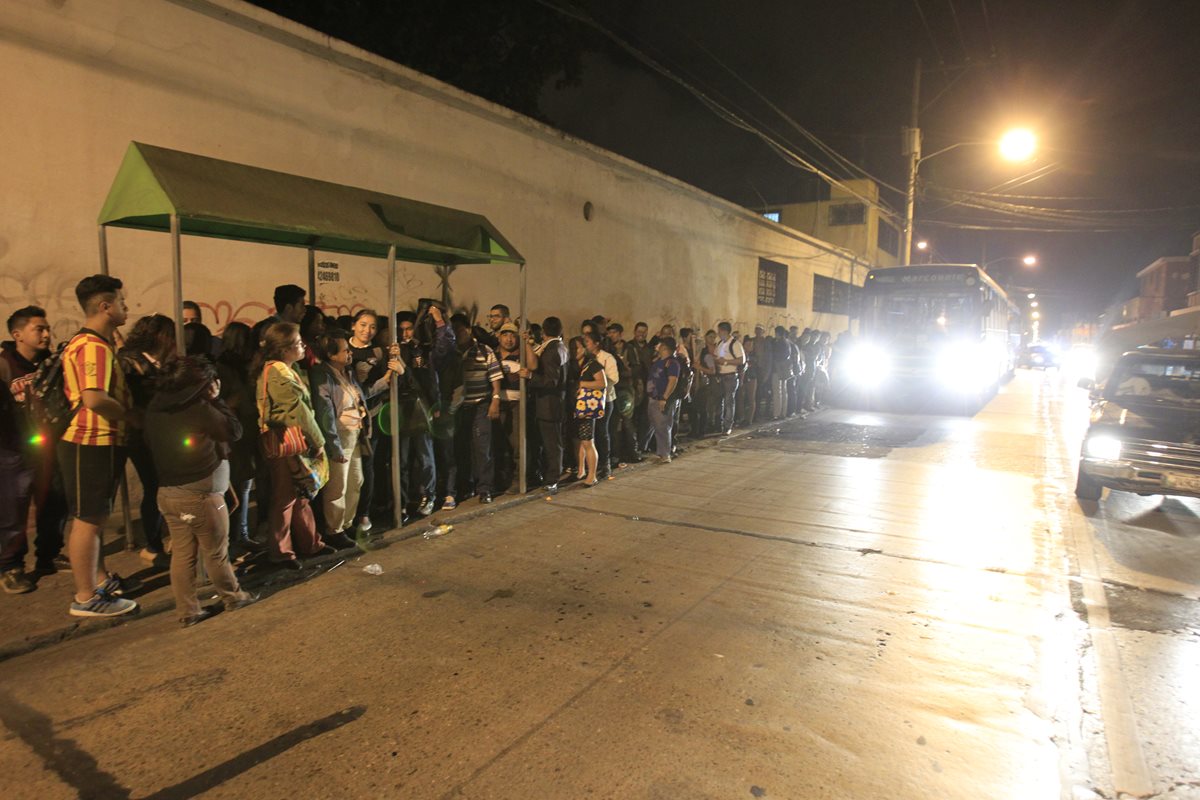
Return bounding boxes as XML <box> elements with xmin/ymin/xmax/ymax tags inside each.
<box><xmin>915</xmin><ymin>240</ymin><xmax>929</xmax><ymax>251</ymax></box>
<box><xmin>999</xmin><ymin>128</ymin><xmax>1038</xmax><ymax>162</ymax></box>
<box><xmin>981</xmin><ymin>254</ymin><xmax>1039</xmax><ymax>274</ymax></box>
<box><xmin>900</xmin><ymin>65</ymin><xmax>1040</xmax><ymax>265</ymax></box>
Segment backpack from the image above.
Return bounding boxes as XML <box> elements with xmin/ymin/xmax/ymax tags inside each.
<box><xmin>27</xmin><ymin>341</ymin><xmax>80</xmax><ymax>436</ymax></box>
<box><xmin>669</xmin><ymin>355</ymin><xmax>692</xmax><ymax>403</ymax></box>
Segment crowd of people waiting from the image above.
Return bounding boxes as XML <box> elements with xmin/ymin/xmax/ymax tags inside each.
<box><xmin>0</xmin><ymin>274</ymin><xmax>836</xmax><ymax>626</ymax></box>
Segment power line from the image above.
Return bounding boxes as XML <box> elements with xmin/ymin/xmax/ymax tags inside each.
<box><xmin>978</xmin><ymin>0</ymin><xmax>997</xmax><ymax>58</ymax></box>
<box><xmin>945</xmin><ymin>0</ymin><xmax>971</xmax><ymax>62</ymax></box>
<box><xmin>672</xmin><ymin>23</ymin><xmax>908</xmax><ymax>196</ymax></box>
<box><xmin>533</xmin><ymin>0</ymin><xmax>897</xmax><ymax>217</ymax></box>
<box><xmin>912</xmin><ymin>0</ymin><xmax>946</xmax><ymax>65</ymax></box>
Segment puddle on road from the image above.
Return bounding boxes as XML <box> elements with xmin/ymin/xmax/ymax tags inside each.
<box><xmin>1102</xmin><ymin>584</ymin><xmax>1200</xmax><ymax>635</ymax></box>
<box><xmin>724</xmin><ymin>421</ymin><xmax>929</xmax><ymax>458</ymax></box>
<box><xmin>1072</xmin><ymin>578</ymin><xmax>1200</xmax><ymax>635</ymax></box>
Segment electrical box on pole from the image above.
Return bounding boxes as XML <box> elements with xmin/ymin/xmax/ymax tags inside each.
<box><xmin>902</xmin><ymin>127</ymin><xmax>922</xmax><ymax>159</ymax></box>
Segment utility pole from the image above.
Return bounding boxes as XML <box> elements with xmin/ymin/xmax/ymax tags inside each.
<box><xmin>901</xmin><ymin>58</ymin><xmax>922</xmax><ymax>266</ymax></box>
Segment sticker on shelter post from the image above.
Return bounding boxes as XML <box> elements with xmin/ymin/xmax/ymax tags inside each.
<box><xmin>317</xmin><ymin>261</ymin><xmax>340</xmax><ymax>283</ymax></box>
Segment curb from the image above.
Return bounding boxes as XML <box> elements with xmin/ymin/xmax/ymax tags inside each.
<box><xmin>0</xmin><ymin>409</ymin><xmax>820</xmax><ymax>665</ymax></box>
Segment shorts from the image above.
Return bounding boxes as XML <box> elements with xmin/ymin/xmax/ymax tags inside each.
<box><xmin>57</xmin><ymin>442</ymin><xmax>126</xmax><ymax>521</ymax></box>
<box><xmin>575</xmin><ymin>418</ymin><xmax>596</xmax><ymax>441</ymax></box>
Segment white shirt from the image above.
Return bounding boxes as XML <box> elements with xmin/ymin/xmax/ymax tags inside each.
<box><xmin>595</xmin><ymin>349</ymin><xmax>620</xmax><ymax>402</ymax></box>
<box><xmin>715</xmin><ymin>338</ymin><xmax>744</xmax><ymax>375</ymax></box>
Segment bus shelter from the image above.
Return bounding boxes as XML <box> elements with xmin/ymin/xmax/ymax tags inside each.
<box><xmin>96</xmin><ymin>142</ymin><xmax>528</xmax><ymax>532</ymax></box>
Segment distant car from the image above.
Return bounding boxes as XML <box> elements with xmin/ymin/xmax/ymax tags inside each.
<box><xmin>1075</xmin><ymin>348</ymin><xmax>1200</xmax><ymax>501</ymax></box>
<box><xmin>1019</xmin><ymin>345</ymin><xmax>1059</xmax><ymax>369</ymax></box>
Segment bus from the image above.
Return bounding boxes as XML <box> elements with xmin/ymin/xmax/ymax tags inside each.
<box><xmin>840</xmin><ymin>264</ymin><xmax>1020</xmax><ymax>408</ymax></box>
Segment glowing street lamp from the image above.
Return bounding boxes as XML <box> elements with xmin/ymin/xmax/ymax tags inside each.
<box><xmin>915</xmin><ymin>240</ymin><xmax>929</xmax><ymax>251</ymax></box>
<box><xmin>903</xmin><ymin>123</ymin><xmax>1040</xmax><ymax>263</ymax></box>
<box><xmin>982</xmin><ymin>253</ymin><xmax>1039</xmax><ymax>274</ymax></box>
<box><xmin>999</xmin><ymin>128</ymin><xmax>1038</xmax><ymax>162</ymax></box>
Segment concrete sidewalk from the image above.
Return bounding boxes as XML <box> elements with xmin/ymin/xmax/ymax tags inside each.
<box><xmin>0</xmin><ymin>413</ymin><xmax>791</xmax><ymax>664</ymax></box>
<box><xmin>0</xmin><ymin>489</ymin><xmax>540</xmax><ymax>663</ymax></box>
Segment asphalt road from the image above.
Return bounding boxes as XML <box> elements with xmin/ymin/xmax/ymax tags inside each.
<box><xmin>1</xmin><ymin>370</ymin><xmax>1197</xmax><ymax>799</ymax></box>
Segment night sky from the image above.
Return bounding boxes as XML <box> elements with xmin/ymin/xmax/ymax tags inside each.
<box><xmin>539</xmin><ymin>0</ymin><xmax>1200</xmax><ymax>323</ymax></box>
<box><xmin>255</xmin><ymin>1</ymin><xmax>1200</xmax><ymax>324</ymax></box>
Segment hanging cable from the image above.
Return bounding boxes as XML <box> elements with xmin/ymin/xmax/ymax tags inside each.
<box><xmin>533</xmin><ymin>0</ymin><xmax>896</xmax><ymax>216</ymax></box>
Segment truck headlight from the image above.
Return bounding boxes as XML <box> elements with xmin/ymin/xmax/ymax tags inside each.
<box><xmin>1084</xmin><ymin>435</ymin><xmax>1121</xmax><ymax>461</ymax></box>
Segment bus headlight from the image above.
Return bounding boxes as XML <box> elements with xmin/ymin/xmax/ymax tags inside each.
<box><xmin>844</xmin><ymin>344</ymin><xmax>891</xmax><ymax>387</ymax></box>
<box><xmin>938</xmin><ymin>343</ymin><xmax>991</xmax><ymax>392</ymax></box>
<box><xmin>1084</xmin><ymin>435</ymin><xmax>1121</xmax><ymax>461</ymax></box>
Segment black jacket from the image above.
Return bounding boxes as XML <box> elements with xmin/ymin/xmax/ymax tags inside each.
<box><xmin>528</xmin><ymin>338</ymin><xmax>568</xmax><ymax>421</ymax></box>
<box><xmin>145</xmin><ymin>382</ymin><xmax>242</xmax><ymax>487</ymax></box>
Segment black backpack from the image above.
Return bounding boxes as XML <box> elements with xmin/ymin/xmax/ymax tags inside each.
<box><xmin>27</xmin><ymin>340</ymin><xmax>80</xmax><ymax>436</ymax></box>
<box><xmin>669</xmin><ymin>355</ymin><xmax>693</xmax><ymax>402</ymax></box>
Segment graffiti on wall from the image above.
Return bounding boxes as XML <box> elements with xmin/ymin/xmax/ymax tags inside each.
<box><xmin>0</xmin><ymin>262</ymin><xmax>85</xmax><ymax>343</ymax></box>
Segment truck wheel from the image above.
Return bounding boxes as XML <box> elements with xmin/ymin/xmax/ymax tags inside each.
<box><xmin>1075</xmin><ymin>467</ymin><xmax>1103</xmax><ymax>501</ymax></box>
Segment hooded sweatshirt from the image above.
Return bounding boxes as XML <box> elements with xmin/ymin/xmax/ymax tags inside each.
<box><xmin>145</xmin><ymin>381</ymin><xmax>242</xmax><ymax>489</ymax></box>
<box><xmin>0</xmin><ymin>340</ymin><xmax>44</xmax><ymax>386</ymax></box>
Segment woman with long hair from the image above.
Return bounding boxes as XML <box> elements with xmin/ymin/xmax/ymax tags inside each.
<box><xmin>119</xmin><ymin>313</ymin><xmax>175</xmax><ymax>564</ymax></box>
<box><xmin>346</xmin><ymin>309</ymin><xmax>393</xmax><ymax>532</ymax></box>
<box><xmin>310</xmin><ymin>328</ymin><xmax>401</xmax><ymax>549</ymax></box>
<box><xmin>145</xmin><ymin>356</ymin><xmax>258</xmax><ymax>626</ymax></box>
<box><xmin>253</xmin><ymin>322</ymin><xmax>329</xmax><ymax>568</ymax></box>
<box><xmin>573</xmin><ymin>332</ymin><xmax>607</xmax><ymax>488</ymax></box>
<box><xmin>582</xmin><ymin>321</ymin><xmax>619</xmax><ymax>479</ymax></box>
<box><xmin>298</xmin><ymin>305</ymin><xmax>326</xmax><ymax>372</ymax></box>
<box><xmin>215</xmin><ymin>322</ymin><xmax>262</xmax><ymax>552</ymax></box>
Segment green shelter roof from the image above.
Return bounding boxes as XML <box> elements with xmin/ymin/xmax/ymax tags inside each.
<box><xmin>97</xmin><ymin>142</ymin><xmax>523</xmax><ymax>265</ymax></box>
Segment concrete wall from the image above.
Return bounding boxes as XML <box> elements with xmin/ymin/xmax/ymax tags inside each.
<box><xmin>0</xmin><ymin>0</ymin><xmax>868</xmax><ymax>340</ymax></box>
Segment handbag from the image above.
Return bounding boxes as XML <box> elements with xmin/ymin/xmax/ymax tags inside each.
<box><xmin>258</xmin><ymin>363</ymin><xmax>308</xmax><ymax>459</ymax></box>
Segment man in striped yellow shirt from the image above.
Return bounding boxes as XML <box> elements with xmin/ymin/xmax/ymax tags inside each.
<box><xmin>60</xmin><ymin>275</ymin><xmax>142</xmax><ymax>618</ymax></box>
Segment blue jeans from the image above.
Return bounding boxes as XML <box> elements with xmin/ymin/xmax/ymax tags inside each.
<box><xmin>718</xmin><ymin>374</ymin><xmax>739</xmax><ymax>432</ymax></box>
<box><xmin>0</xmin><ymin>451</ymin><xmax>33</xmax><ymax>572</ymax></box>
<box><xmin>400</xmin><ymin>432</ymin><xmax>436</xmax><ymax>505</ymax></box>
<box><xmin>645</xmin><ymin>399</ymin><xmax>679</xmax><ymax>458</ymax></box>
<box><xmin>455</xmin><ymin>402</ymin><xmax>494</xmax><ymax>497</ymax></box>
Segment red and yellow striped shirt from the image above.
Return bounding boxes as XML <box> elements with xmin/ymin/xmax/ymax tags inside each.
<box><xmin>61</xmin><ymin>329</ymin><xmax>130</xmax><ymax>446</ymax></box>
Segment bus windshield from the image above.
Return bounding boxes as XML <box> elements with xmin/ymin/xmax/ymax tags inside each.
<box><xmin>863</xmin><ymin>290</ymin><xmax>977</xmax><ymax>338</ymax></box>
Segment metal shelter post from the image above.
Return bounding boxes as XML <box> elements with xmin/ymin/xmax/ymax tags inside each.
<box><xmin>517</xmin><ymin>263</ymin><xmax>528</xmax><ymax>494</ymax></box>
<box><xmin>98</xmin><ymin>226</ymin><xmax>109</xmax><ymax>275</ymax></box>
<box><xmin>100</xmin><ymin>223</ymin><xmax>133</xmax><ymax>549</ymax></box>
<box><xmin>170</xmin><ymin>214</ymin><xmax>185</xmax><ymax>356</ymax></box>
<box><xmin>307</xmin><ymin>248</ymin><xmax>317</xmax><ymax>304</ymax></box>
<box><xmin>387</xmin><ymin>245</ymin><xmax>403</xmax><ymax>530</ymax></box>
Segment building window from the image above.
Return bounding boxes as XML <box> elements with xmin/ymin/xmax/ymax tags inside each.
<box><xmin>758</xmin><ymin>258</ymin><xmax>788</xmax><ymax>308</ymax></box>
<box><xmin>877</xmin><ymin>221</ymin><xmax>899</xmax><ymax>257</ymax></box>
<box><xmin>812</xmin><ymin>274</ymin><xmax>857</xmax><ymax>315</ymax></box>
<box><xmin>828</xmin><ymin>202</ymin><xmax>865</xmax><ymax>226</ymax></box>
<box><xmin>762</xmin><ymin>210</ymin><xmax>781</xmax><ymax>223</ymax></box>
